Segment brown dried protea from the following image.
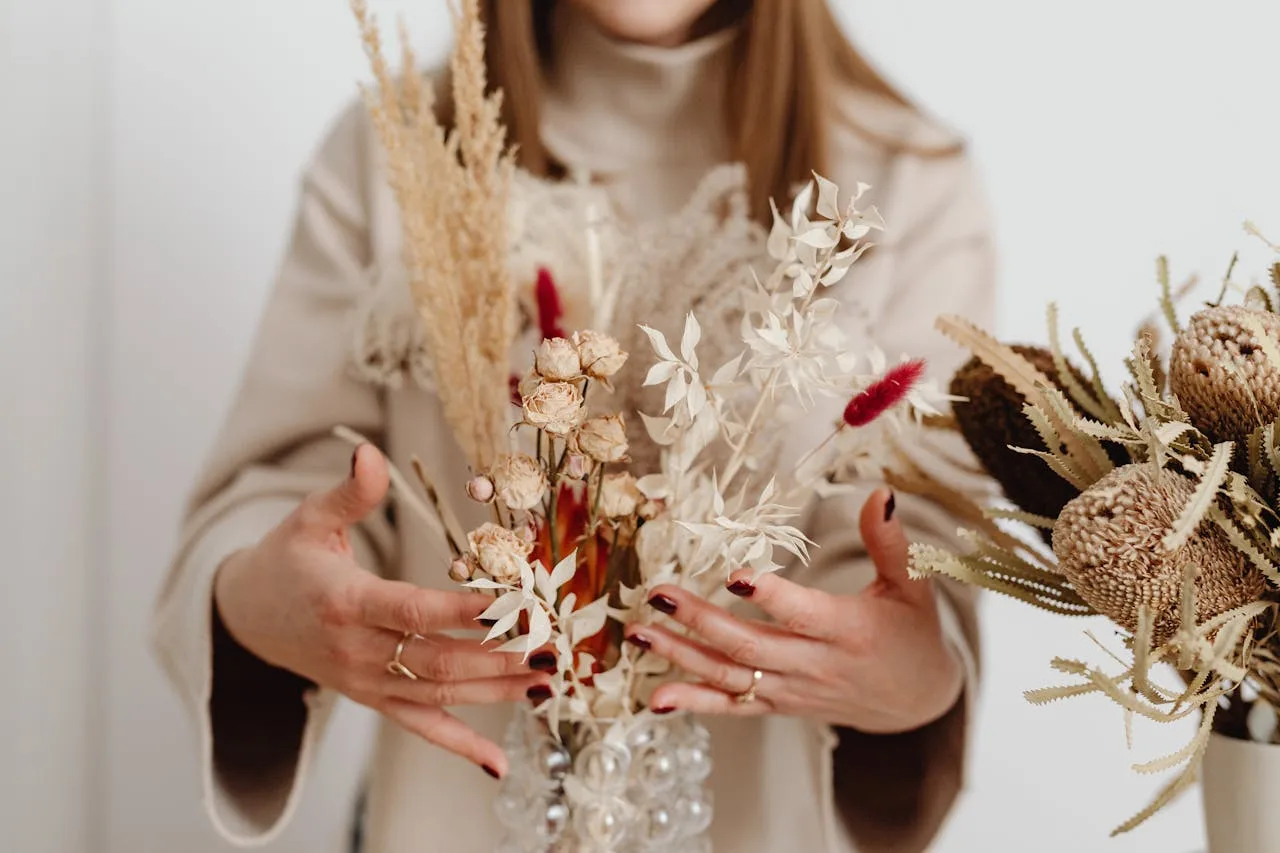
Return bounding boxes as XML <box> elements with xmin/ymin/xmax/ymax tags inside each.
<box><xmin>950</xmin><ymin>345</ymin><xmax>1110</xmax><ymax>534</ymax></box>
<box><xmin>1052</xmin><ymin>463</ymin><xmax>1266</xmax><ymax>642</ymax></box>
<box><xmin>1169</xmin><ymin>305</ymin><xmax>1280</xmax><ymax>445</ymax></box>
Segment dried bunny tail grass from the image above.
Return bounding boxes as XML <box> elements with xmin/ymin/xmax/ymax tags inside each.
<box><xmin>352</xmin><ymin>0</ymin><xmax>516</xmax><ymax>470</ymax></box>
<box><xmin>1168</xmin><ymin>305</ymin><xmax>1280</xmax><ymax>447</ymax></box>
<box><xmin>1051</xmin><ymin>463</ymin><xmax>1267</xmax><ymax>643</ymax></box>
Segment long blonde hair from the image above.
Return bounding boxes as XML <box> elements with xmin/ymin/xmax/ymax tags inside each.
<box><xmin>478</xmin><ymin>0</ymin><xmax>960</xmax><ymax>220</ymax></box>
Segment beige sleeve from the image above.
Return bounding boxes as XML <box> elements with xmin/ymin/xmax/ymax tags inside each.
<box><xmin>788</xmin><ymin>150</ymin><xmax>996</xmax><ymax>853</ymax></box>
<box><xmin>149</xmin><ymin>101</ymin><xmax>395</xmax><ymax>846</ymax></box>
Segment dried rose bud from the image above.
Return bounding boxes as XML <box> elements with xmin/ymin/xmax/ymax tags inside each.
<box><xmin>572</xmin><ymin>414</ymin><xmax>629</xmax><ymax>463</ymax></box>
<box><xmin>535</xmin><ymin>337</ymin><xmax>582</xmax><ymax>382</ymax></box>
<box><xmin>467</xmin><ymin>523</ymin><xmax>533</xmax><ymax>585</ymax></box>
<box><xmin>465</xmin><ymin>474</ymin><xmax>496</xmax><ymax>504</ymax></box>
<box><xmin>574</xmin><ymin>330</ymin><xmax>628</xmax><ymax>380</ymax></box>
<box><xmin>518</xmin><ymin>369</ymin><xmax>542</xmax><ymax>400</ymax></box>
<box><xmin>514</xmin><ymin>516</ymin><xmax>538</xmax><ymax>545</ymax></box>
<box><xmin>563</xmin><ymin>452</ymin><xmax>591</xmax><ymax>480</ymax></box>
<box><xmin>522</xmin><ymin>381</ymin><xmax>585</xmax><ymax>436</ymax></box>
<box><xmin>490</xmin><ymin>453</ymin><xmax>548</xmax><ymax>511</ymax></box>
<box><xmin>448</xmin><ymin>557</ymin><xmax>475</xmax><ymax>584</ymax></box>
<box><xmin>596</xmin><ymin>472</ymin><xmax>643</xmax><ymax>519</ymax></box>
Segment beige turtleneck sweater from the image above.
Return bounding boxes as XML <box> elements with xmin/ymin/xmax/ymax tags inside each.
<box><xmin>152</xmin><ymin>8</ymin><xmax>996</xmax><ymax>853</ymax></box>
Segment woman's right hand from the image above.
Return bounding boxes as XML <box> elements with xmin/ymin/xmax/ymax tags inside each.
<box><xmin>213</xmin><ymin>443</ymin><xmax>551</xmax><ymax>778</ymax></box>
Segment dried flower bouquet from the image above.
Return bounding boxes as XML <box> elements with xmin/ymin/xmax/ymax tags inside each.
<box><xmin>907</xmin><ymin>224</ymin><xmax>1280</xmax><ymax>835</ymax></box>
<box><xmin>345</xmin><ymin>0</ymin><xmax>949</xmax><ymax>755</ymax></box>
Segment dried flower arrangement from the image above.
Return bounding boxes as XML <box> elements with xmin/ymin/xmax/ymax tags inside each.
<box><xmin>341</xmin><ymin>8</ymin><xmax>952</xmax><ymax>845</ymax></box>
<box><xmin>906</xmin><ymin>224</ymin><xmax>1280</xmax><ymax>834</ymax></box>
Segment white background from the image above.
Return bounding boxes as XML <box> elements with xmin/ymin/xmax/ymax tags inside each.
<box><xmin>4</xmin><ymin>0</ymin><xmax>1279</xmax><ymax>851</ymax></box>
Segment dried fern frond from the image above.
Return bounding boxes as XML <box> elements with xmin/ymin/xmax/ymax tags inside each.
<box><xmin>908</xmin><ymin>541</ymin><xmax>1094</xmax><ymax>616</ymax></box>
<box><xmin>351</xmin><ymin>0</ymin><xmax>516</xmax><ymax>470</ymax></box>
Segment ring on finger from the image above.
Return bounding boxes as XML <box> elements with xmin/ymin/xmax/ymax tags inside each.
<box><xmin>387</xmin><ymin>632</ymin><xmax>424</xmax><ymax>680</ymax></box>
<box><xmin>735</xmin><ymin>668</ymin><xmax>764</xmax><ymax>705</ymax></box>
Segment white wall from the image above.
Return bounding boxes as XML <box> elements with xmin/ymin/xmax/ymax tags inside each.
<box><xmin>0</xmin><ymin>0</ymin><xmax>104</xmax><ymax>850</ymax></box>
<box><xmin>3</xmin><ymin>0</ymin><xmax>1278</xmax><ymax>851</ymax></box>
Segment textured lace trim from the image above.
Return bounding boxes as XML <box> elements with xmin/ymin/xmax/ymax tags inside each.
<box><xmin>345</xmin><ymin>164</ymin><xmax>872</xmax><ymax>471</ymax></box>
<box><xmin>348</xmin><ymin>260</ymin><xmax>436</xmax><ymax>391</ymax></box>
<box><xmin>348</xmin><ymin>165</ymin><xmax>767</xmax><ymax>388</ymax></box>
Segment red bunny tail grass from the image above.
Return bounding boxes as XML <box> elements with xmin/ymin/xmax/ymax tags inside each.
<box><xmin>535</xmin><ymin>267</ymin><xmax>566</xmax><ymax>340</ymax></box>
<box><xmin>843</xmin><ymin>359</ymin><xmax>926</xmax><ymax>427</ymax></box>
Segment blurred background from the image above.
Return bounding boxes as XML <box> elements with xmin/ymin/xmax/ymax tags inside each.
<box><xmin>3</xmin><ymin>0</ymin><xmax>1279</xmax><ymax>850</ymax></box>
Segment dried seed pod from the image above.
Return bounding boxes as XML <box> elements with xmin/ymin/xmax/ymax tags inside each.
<box><xmin>950</xmin><ymin>345</ymin><xmax>1107</xmax><ymax>533</ymax></box>
<box><xmin>1169</xmin><ymin>306</ymin><xmax>1280</xmax><ymax>444</ymax></box>
<box><xmin>1052</xmin><ymin>464</ymin><xmax>1266</xmax><ymax>643</ymax></box>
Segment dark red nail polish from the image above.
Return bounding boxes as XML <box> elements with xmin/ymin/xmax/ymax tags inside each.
<box><xmin>884</xmin><ymin>491</ymin><xmax>896</xmax><ymax>523</ymax></box>
<box><xmin>648</xmin><ymin>594</ymin><xmax>678</xmax><ymax>615</ymax></box>
<box><xmin>483</xmin><ymin>764</ymin><xmax>501</xmax><ymax>779</ymax></box>
<box><xmin>529</xmin><ymin>652</ymin><xmax>557</xmax><ymax>672</ymax></box>
<box><xmin>626</xmin><ymin>633</ymin><xmax>652</xmax><ymax>650</ymax></box>
<box><xmin>527</xmin><ymin>685</ymin><xmax>553</xmax><ymax>705</ymax></box>
<box><xmin>653</xmin><ymin>705</ymin><xmax>676</xmax><ymax>715</ymax></box>
<box><xmin>727</xmin><ymin>580</ymin><xmax>755</xmax><ymax>598</ymax></box>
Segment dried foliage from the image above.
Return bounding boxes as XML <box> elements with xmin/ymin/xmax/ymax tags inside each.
<box><xmin>906</xmin><ymin>230</ymin><xmax>1280</xmax><ymax>834</ymax></box>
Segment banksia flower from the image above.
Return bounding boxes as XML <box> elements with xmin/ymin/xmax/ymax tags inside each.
<box><xmin>1169</xmin><ymin>306</ymin><xmax>1280</xmax><ymax>444</ymax></box>
<box><xmin>950</xmin><ymin>346</ymin><xmax>1094</xmax><ymax>529</ymax></box>
<box><xmin>1052</xmin><ymin>464</ymin><xmax>1266</xmax><ymax>642</ymax></box>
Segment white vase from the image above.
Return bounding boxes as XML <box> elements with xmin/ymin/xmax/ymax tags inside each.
<box><xmin>1201</xmin><ymin>732</ymin><xmax>1280</xmax><ymax>852</ymax></box>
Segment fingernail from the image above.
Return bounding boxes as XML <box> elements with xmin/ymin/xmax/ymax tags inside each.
<box><xmin>482</xmin><ymin>764</ymin><xmax>501</xmax><ymax>779</ymax></box>
<box><xmin>648</xmin><ymin>594</ymin><xmax>678</xmax><ymax>615</ymax></box>
<box><xmin>653</xmin><ymin>705</ymin><xmax>676</xmax><ymax>715</ymax></box>
<box><xmin>626</xmin><ymin>633</ymin><xmax>652</xmax><ymax>650</ymax></box>
<box><xmin>528</xmin><ymin>652</ymin><xmax>557</xmax><ymax>672</ymax></box>
<box><xmin>727</xmin><ymin>580</ymin><xmax>755</xmax><ymax>598</ymax></box>
<box><xmin>527</xmin><ymin>685</ymin><xmax>553</xmax><ymax>705</ymax></box>
<box><xmin>884</xmin><ymin>491</ymin><xmax>896</xmax><ymax>523</ymax></box>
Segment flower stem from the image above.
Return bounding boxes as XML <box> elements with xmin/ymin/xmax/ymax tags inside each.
<box><xmin>720</xmin><ymin>236</ymin><xmax>843</xmax><ymax>485</ymax></box>
<box><xmin>590</xmin><ymin>464</ymin><xmax>605</xmax><ymax>526</ymax></box>
<box><xmin>791</xmin><ymin>426</ymin><xmax>841</xmax><ymax>483</ymax></box>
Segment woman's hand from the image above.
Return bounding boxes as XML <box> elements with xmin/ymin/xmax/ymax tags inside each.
<box><xmin>213</xmin><ymin>444</ymin><xmax>552</xmax><ymax>777</ymax></box>
<box><xmin>625</xmin><ymin>489</ymin><xmax>963</xmax><ymax>734</ymax></box>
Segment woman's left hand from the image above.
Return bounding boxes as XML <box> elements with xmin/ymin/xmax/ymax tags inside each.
<box><xmin>625</xmin><ymin>488</ymin><xmax>964</xmax><ymax>734</ymax></box>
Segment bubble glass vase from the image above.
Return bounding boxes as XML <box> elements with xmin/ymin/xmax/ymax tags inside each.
<box><xmin>493</xmin><ymin>707</ymin><xmax>714</xmax><ymax>853</ymax></box>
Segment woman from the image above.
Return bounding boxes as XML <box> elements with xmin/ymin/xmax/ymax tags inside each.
<box><xmin>153</xmin><ymin>0</ymin><xmax>994</xmax><ymax>850</ymax></box>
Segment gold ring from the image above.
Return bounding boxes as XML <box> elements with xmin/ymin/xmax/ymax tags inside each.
<box><xmin>736</xmin><ymin>669</ymin><xmax>764</xmax><ymax>705</ymax></box>
<box><xmin>386</xmin><ymin>632</ymin><xmax>423</xmax><ymax>680</ymax></box>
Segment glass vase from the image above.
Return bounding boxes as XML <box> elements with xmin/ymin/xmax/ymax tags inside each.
<box><xmin>493</xmin><ymin>707</ymin><xmax>714</xmax><ymax>853</ymax></box>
